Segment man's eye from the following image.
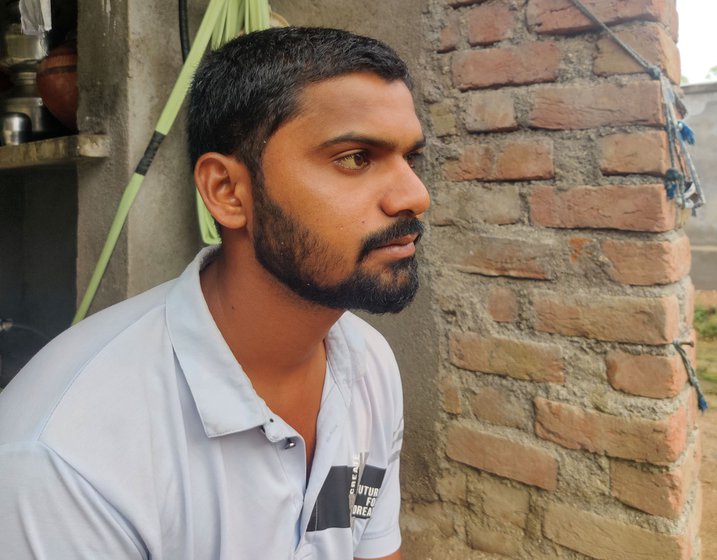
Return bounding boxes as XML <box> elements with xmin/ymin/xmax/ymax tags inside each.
<box><xmin>336</xmin><ymin>152</ymin><xmax>370</xmax><ymax>170</ymax></box>
<box><xmin>405</xmin><ymin>151</ymin><xmax>423</xmax><ymax>169</ymax></box>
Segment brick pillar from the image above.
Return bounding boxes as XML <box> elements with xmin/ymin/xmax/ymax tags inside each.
<box><xmin>406</xmin><ymin>0</ymin><xmax>702</xmax><ymax>557</ymax></box>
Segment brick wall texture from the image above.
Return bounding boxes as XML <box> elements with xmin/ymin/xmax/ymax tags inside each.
<box><xmin>405</xmin><ymin>0</ymin><xmax>701</xmax><ymax>557</ymax></box>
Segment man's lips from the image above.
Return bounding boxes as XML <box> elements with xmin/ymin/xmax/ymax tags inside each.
<box><xmin>375</xmin><ymin>233</ymin><xmax>420</xmax><ymax>249</ymax></box>
<box><xmin>357</xmin><ymin>218</ymin><xmax>424</xmax><ymax>263</ymax></box>
<box><xmin>372</xmin><ymin>234</ymin><xmax>420</xmax><ymax>258</ymax></box>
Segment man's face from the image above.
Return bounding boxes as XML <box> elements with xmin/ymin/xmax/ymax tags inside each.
<box><xmin>249</xmin><ymin>72</ymin><xmax>430</xmax><ymax>314</ymax></box>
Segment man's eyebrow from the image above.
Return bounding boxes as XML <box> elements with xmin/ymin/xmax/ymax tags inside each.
<box><xmin>317</xmin><ymin>133</ymin><xmax>426</xmax><ymax>152</ymax></box>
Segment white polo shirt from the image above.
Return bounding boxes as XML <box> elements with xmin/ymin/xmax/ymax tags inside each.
<box><xmin>0</xmin><ymin>248</ymin><xmax>403</xmax><ymax>559</ymax></box>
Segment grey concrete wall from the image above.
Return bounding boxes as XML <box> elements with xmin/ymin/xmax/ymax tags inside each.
<box><xmin>76</xmin><ymin>0</ymin><xmax>132</xmax><ymax>311</ymax></box>
<box><xmin>125</xmin><ymin>0</ymin><xmax>203</xmax><ymax>295</ymax></box>
<box><xmin>683</xmin><ymin>82</ymin><xmax>717</xmax><ymax>289</ymax></box>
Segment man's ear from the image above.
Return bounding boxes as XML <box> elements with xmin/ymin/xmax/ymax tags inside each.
<box><xmin>194</xmin><ymin>153</ymin><xmax>253</xmax><ymax>230</ymax></box>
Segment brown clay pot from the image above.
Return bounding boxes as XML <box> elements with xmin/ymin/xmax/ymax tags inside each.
<box><xmin>36</xmin><ymin>41</ymin><xmax>78</xmax><ymax>131</ymax></box>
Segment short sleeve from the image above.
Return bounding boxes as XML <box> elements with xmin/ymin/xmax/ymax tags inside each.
<box><xmin>0</xmin><ymin>441</ymin><xmax>146</xmax><ymax>559</ymax></box>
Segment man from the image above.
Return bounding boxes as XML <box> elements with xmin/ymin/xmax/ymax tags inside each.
<box><xmin>0</xmin><ymin>27</ymin><xmax>429</xmax><ymax>559</ymax></box>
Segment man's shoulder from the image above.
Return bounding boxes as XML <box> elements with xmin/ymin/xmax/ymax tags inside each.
<box><xmin>0</xmin><ymin>280</ymin><xmax>175</xmax><ymax>444</ymax></box>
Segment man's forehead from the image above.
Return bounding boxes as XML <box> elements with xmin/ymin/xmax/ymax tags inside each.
<box><xmin>285</xmin><ymin>72</ymin><xmax>422</xmax><ymax>145</ymax></box>
<box><xmin>296</xmin><ymin>71</ymin><xmax>413</xmax><ymax>109</ymax></box>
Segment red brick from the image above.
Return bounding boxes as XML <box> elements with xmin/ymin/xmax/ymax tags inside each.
<box><xmin>467</xmin><ymin>3</ymin><xmax>516</xmax><ymax>45</ymax></box>
<box><xmin>464</xmin><ymin>90</ymin><xmax>518</xmax><ymax>132</ymax></box>
<box><xmin>495</xmin><ymin>140</ymin><xmax>554</xmax><ymax>180</ymax></box>
<box><xmin>606</xmin><ymin>351</ymin><xmax>687</xmax><ymax>399</ymax></box>
<box><xmin>602</xmin><ymin>235</ymin><xmax>691</xmax><ymax>286</ymax></box>
<box><xmin>599</xmin><ymin>130</ymin><xmax>670</xmax><ymax>176</ymax></box>
<box><xmin>527</xmin><ymin>0</ymin><xmax>671</xmax><ymax>35</ymax></box>
<box><xmin>439</xmin><ymin>376</ymin><xmax>463</xmax><ymax>415</ymax></box>
<box><xmin>528</xmin><ymin>81</ymin><xmax>664</xmax><ymax>129</ymax></box>
<box><xmin>594</xmin><ymin>24</ymin><xmax>680</xmax><ymax>84</ymax></box>
<box><xmin>446</xmin><ymin>424</ymin><xmax>558</xmax><ymax>490</ymax></box>
<box><xmin>532</xmin><ymin>291</ymin><xmax>680</xmax><ymax>345</ymax></box>
<box><xmin>471</xmin><ymin>386</ymin><xmax>531</xmax><ymax>430</ymax></box>
<box><xmin>452</xmin><ymin>42</ymin><xmax>560</xmax><ymax>90</ymax></box>
<box><xmin>452</xmin><ymin>234</ymin><xmax>556</xmax><ymax>280</ymax></box>
<box><xmin>488</xmin><ymin>286</ymin><xmax>519</xmax><ymax>322</ymax></box>
<box><xmin>443</xmin><ymin>145</ymin><xmax>492</xmax><ymax>181</ymax></box>
<box><xmin>529</xmin><ymin>184</ymin><xmax>676</xmax><ymax>232</ymax></box>
<box><xmin>429</xmin><ymin>184</ymin><xmax>522</xmax><ymax>226</ymax></box>
<box><xmin>567</xmin><ymin>236</ymin><xmax>594</xmax><ymax>263</ymax></box>
<box><xmin>439</xmin><ymin>12</ymin><xmax>461</xmax><ymax>53</ymax></box>
<box><xmin>544</xmin><ymin>502</ymin><xmax>690</xmax><ymax>560</ymax></box>
<box><xmin>450</xmin><ymin>332</ymin><xmax>565</xmax><ymax>383</ymax></box>
<box><xmin>611</xmin><ymin>446</ymin><xmax>697</xmax><ymax>519</ymax></box>
<box><xmin>445</xmin><ymin>140</ymin><xmax>554</xmax><ymax>182</ymax></box>
<box><xmin>535</xmin><ymin>397</ymin><xmax>688</xmax><ymax>464</ymax></box>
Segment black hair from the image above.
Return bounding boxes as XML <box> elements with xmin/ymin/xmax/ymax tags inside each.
<box><xmin>187</xmin><ymin>27</ymin><xmax>411</xmax><ymax>179</ymax></box>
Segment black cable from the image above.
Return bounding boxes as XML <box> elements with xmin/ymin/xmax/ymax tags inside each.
<box><xmin>179</xmin><ymin>0</ymin><xmax>191</xmax><ymax>62</ymax></box>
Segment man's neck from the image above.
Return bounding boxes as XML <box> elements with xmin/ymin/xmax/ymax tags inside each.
<box><xmin>199</xmin><ymin>248</ymin><xmax>343</xmax><ymax>385</ymax></box>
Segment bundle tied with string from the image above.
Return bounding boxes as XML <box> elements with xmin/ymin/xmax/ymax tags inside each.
<box><xmin>568</xmin><ymin>0</ymin><xmax>706</xmax><ymax>215</ymax></box>
<box><xmin>568</xmin><ymin>0</ymin><xmax>707</xmax><ymax>411</ymax></box>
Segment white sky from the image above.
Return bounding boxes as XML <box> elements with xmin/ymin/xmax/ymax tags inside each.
<box><xmin>677</xmin><ymin>0</ymin><xmax>717</xmax><ymax>84</ymax></box>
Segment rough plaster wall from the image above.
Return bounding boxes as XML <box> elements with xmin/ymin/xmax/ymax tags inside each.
<box><xmin>77</xmin><ymin>0</ymin><xmax>133</xmax><ymax>312</ymax></box>
<box><xmin>77</xmin><ymin>0</ymin><xmax>203</xmax><ymax>308</ymax></box>
<box><xmin>125</xmin><ymin>0</ymin><xmax>202</xmax><ymax>296</ymax></box>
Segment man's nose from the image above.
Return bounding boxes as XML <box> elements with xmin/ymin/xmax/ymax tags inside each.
<box><xmin>380</xmin><ymin>159</ymin><xmax>431</xmax><ymax>218</ymax></box>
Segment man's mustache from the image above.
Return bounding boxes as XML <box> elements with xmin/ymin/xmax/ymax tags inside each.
<box><xmin>356</xmin><ymin>218</ymin><xmax>425</xmax><ymax>263</ymax></box>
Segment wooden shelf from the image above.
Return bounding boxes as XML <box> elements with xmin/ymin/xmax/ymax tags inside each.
<box><xmin>0</xmin><ymin>134</ymin><xmax>110</xmax><ymax>171</ymax></box>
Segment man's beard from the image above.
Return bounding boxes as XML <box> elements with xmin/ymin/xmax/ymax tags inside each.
<box><xmin>251</xmin><ymin>181</ymin><xmax>423</xmax><ymax>314</ymax></box>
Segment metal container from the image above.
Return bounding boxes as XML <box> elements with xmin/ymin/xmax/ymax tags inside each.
<box><xmin>0</xmin><ymin>61</ymin><xmax>64</xmax><ymax>139</ymax></box>
<box><xmin>1</xmin><ymin>111</ymin><xmax>31</xmax><ymax>145</ymax></box>
<box><xmin>1</xmin><ymin>23</ymin><xmax>47</xmax><ymax>66</ymax></box>
<box><xmin>0</xmin><ymin>96</ymin><xmax>62</xmax><ymax>140</ymax></box>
